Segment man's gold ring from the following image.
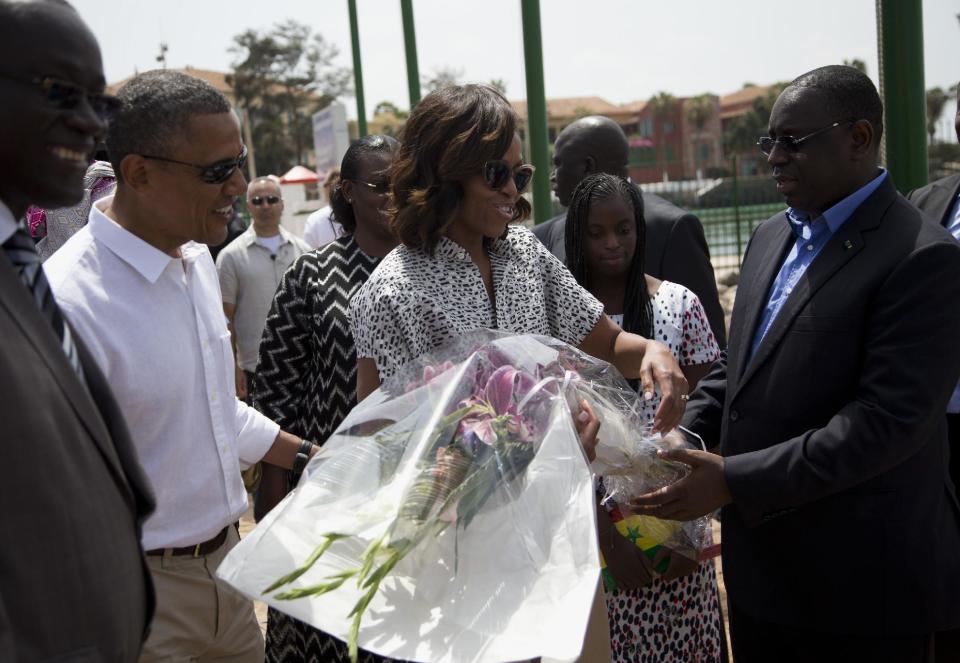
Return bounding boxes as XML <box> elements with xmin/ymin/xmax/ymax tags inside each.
<box><xmin>680</xmin><ymin>394</ymin><xmax>689</xmax><ymax>401</ymax></box>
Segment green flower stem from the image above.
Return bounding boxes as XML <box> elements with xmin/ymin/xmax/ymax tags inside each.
<box><xmin>264</xmin><ymin>532</ymin><xmax>349</xmax><ymax>593</ymax></box>
<box><xmin>274</xmin><ymin>569</ymin><xmax>359</xmax><ymax>600</ymax></box>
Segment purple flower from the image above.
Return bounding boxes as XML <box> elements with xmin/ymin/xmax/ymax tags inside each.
<box><xmin>484</xmin><ymin>365</ymin><xmax>538</xmax><ymax>416</ymax></box>
<box><xmin>458</xmin><ymin>415</ymin><xmax>498</xmax><ymax>449</ymax></box>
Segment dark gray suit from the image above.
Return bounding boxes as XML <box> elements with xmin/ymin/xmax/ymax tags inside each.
<box><xmin>907</xmin><ymin>172</ymin><xmax>960</xmax><ymax>227</ymax></box>
<box><xmin>533</xmin><ymin>191</ymin><xmax>727</xmax><ymax>347</ymax></box>
<box><xmin>684</xmin><ymin>176</ymin><xmax>960</xmax><ymax>636</ymax></box>
<box><xmin>0</xmin><ymin>254</ymin><xmax>155</xmax><ymax>660</ymax></box>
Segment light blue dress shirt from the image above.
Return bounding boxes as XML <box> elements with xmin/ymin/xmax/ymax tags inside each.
<box><xmin>749</xmin><ymin>169</ymin><xmax>888</xmax><ymax>361</ymax></box>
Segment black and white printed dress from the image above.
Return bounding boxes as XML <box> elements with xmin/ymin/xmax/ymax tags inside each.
<box><xmin>252</xmin><ymin>235</ymin><xmax>396</xmax><ymax>663</ymax></box>
<box><xmin>350</xmin><ymin>225</ymin><xmax>604</xmax><ymax>381</ymax></box>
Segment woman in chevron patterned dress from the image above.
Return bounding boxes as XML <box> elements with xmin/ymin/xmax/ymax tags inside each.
<box><xmin>251</xmin><ymin>135</ymin><xmax>403</xmax><ymax>663</ymax></box>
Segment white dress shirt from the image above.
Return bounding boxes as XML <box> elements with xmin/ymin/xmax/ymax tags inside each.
<box><xmin>46</xmin><ymin>196</ymin><xmax>279</xmax><ymax>550</ymax></box>
<box><xmin>302</xmin><ymin>205</ymin><xmax>342</xmax><ymax>249</ymax></box>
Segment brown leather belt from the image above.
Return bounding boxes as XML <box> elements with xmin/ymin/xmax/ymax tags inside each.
<box><xmin>146</xmin><ymin>526</ymin><xmax>229</xmax><ymax>557</ymax></box>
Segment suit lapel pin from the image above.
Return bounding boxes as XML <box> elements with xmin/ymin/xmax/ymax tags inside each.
<box><xmin>843</xmin><ymin>240</ymin><xmax>854</xmax><ymax>250</ymax></box>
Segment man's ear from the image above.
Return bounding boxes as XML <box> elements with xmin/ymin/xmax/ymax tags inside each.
<box><xmin>584</xmin><ymin>155</ymin><xmax>597</xmax><ymax>174</ymax></box>
<box><xmin>849</xmin><ymin>119</ymin><xmax>875</xmax><ymax>160</ymax></box>
<box><xmin>119</xmin><ymin>154</ymin><xmax>151</xmax><ymax>192</ymax></box>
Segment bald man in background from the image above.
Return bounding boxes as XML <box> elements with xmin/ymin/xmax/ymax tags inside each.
<box><xmin>534</xmin><ymin>115</ymin><xmax>726</xmax><ymax>347</ymax></box>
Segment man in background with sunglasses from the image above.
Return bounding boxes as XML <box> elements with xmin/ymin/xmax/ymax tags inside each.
<box><xmin>217</xmin><ymin>177</ymin><xmax>308</xmax><ymax>403</ymax></box>
<box><xmin>46</xmin><ymin>69</ymin><xmax>318</xmax><ymax>662</ymax></box>
<box><xmin>631</xmin><ymin>65</ymin><xmax>960</xmax><ymax>662</ymax></box>
<box><xmin>0</xmin><ymin>1</ymin><xmax>155</xmax><ymax>660</ymax></box>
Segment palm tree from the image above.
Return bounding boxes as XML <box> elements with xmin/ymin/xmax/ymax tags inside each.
<box><xmin>927</xmin><ymin>87</ymin><xmax>949</xmax><ymax>144</ymax></box>
<box><xmin>685</xmin><ymin>94</ymin><xmax>715</xmax><ymax>177</ymax></box>
<box><xmin>649</xmin><ymin>92</ymin><xmax>678</xmax><ymax>175</ymax></box>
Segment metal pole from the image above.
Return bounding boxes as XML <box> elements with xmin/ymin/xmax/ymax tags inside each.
<box><xmin>520</xmin><ymin>0</ymin><xmax>551</xmax><ymax>224</ymax></box>
<box><xmin>240</xmin><ymin>107</ymin><xmax>257</xmax><ymax>180</ymax></box>
<box><xmin>347</xmin><ymin>0</ymin><xmax>367</xmax><ymax>137</ymax></box>
<box><xmin>877</xmin><ymin>0</ymin><xmax>927</xmax><ymax>192</ymax></box>
<box><xmin>400</xmin><ymin>0</ymin><xmax>421</xmax><ymax>108</ymax></box>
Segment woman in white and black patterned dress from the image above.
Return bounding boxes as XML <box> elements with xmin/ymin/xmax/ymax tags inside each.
<box><xmin>566</xmin><ymin>173</ymin><xmax>724</xmax><ymax>663</ymax></box>
<box><xmin>252</xmin><ymin>135</ymin><xmax>404</xmax><ymax>663</ymax></box>
<box><xmin>350</xmin><ymin>85</ymin><xmax>687</xmax><ymax>434</ymax></box>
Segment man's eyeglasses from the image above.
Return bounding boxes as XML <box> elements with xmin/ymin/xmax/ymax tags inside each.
<box><xmin>140</xmin><ymin>146</ymin><xmax>248</xmax><ymax>184</ymax></box>
<box><xmin>354</xmin><ymin>181</ymin><xmax>390</xmax><ymax>195</ymax></box>
<box><xmin>757</xmin><ymin>120</ymin><xmax>854</xmax><ymax>156</ymax></box>
<box><xmin>482</xmin><ymin>160</ymin><xmax>535</xmax><ymax>194</ymax></box>
<box><xmin>250</xmin><ymin>195</ymin><xmax>281</xmax><ymax>206</ymax></box>
<box><xmin>0</xmin><ymin>72</ymin><xmax>121</xmax><ymax>122</ymax></box>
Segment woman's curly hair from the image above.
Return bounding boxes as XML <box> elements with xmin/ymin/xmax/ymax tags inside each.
<box><xmin>389</xmin><ymin>84</ymin><xmax>532</xmax><ymax>253</ymax></box>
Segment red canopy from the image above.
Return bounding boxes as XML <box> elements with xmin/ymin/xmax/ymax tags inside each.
<box><xmin>279</xmin><ymin>165</ymin><xmax>320</xmax><ymax>184</ymax></box>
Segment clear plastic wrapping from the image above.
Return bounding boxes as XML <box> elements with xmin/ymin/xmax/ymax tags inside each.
<box><xmin>217</xmin><ymin>330</ymin><xmax>711</xmax><ymax>662</ymax></box>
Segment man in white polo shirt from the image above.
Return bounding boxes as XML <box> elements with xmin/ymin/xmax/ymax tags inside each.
<box><xmin>217</xmin><ymin>177</ymin><xmax>309</xmax><ymax>401</ymax></box>
<box><xmin>46</xmin><ymin>69</ymin><xmax>316</xmax><ymax>662</ymax></box>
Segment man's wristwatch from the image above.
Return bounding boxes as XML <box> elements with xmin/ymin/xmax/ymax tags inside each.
<box><xmin>290</xmin><ymin>438</ymin><xmax>315</xmax><ymax>485</ymax></box>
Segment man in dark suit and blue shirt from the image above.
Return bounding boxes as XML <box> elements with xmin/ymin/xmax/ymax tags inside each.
<box><xmin>633</xmin><ymin>65</ymin><xmax>960</xmax><ymax>662</ymax></box>
<box><xmin>0</xmin><ymin>1</ymin><xmax>155</xmax><ymax>660</ymax></box>
<box><xmin>908</xmin><ymin>83</ymin><xmax>960</xmax><ymax>497</ymax></box>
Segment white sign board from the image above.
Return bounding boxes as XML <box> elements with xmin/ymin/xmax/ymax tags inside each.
<box><xmin>313</xmin><ymin>102</ymin><xmax>350</xmax><ymax>175</ymax></box>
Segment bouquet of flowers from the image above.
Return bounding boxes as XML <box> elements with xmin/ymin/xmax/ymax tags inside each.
<box><xmin>217</xmin><ymin>331</ymin><xmax>710</xmax><ymax>662</ymax></box>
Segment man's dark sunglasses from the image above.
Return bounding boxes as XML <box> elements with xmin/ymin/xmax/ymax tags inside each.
<box><xmin>482</xmin><ymin>160</ymin><xmax>535</xmax><ymax>193</ymax></box>
<box><xmin>250</xmin><ymin>195</ymin><xmax>281</xmax><ymax>206</ymax></box>
<box><xmin>140</xmin><ymin>146</ymin><xmax>248</xmax><ymax>184</ymax></box>
<box><xmin>0</xmin><ymin>71</ymin><xmax>121</xmax><ymax>122</ymax></box>
<box><xmin>757</xmin><ymin>120</ymin><xmax>854</xmax><ymax>156</ymax></box>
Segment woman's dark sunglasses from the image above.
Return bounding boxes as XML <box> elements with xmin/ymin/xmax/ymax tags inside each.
<box><xmin>354</xmin><ymin>180</ymin><xmax>390</xmax><ymax>195</ymax></box>
<box><xmin>482</xmin><ymin>160</ymin><xmax>535</xmax><ymax>193</ymax></box>
<box><xmin>250</xmin><ymin>195</ymin><xmax>281</xmax><ymax>206</ymax></box>
<box><xmin>140</xmin><ymin>146</ymin><xmax>248</xmax><ymax>184</ymax></box>
<box><xmin>0</xmin><ymin>72</ymin><xmax>121</xmax><ymax>122</ymax></box>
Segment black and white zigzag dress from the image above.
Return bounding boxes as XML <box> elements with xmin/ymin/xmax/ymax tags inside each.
<box><xmin>252</xmin><ymin>235</ymin><xmax>398</xmax><ymax>663</ymax></box>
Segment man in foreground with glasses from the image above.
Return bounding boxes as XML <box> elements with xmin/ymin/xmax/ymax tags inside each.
<box><xmin>631</xmin><ymin>65</ymin><xmax>960</xmax><ymax>661</ymax></box>
<box><xmin>0</xmin><ymin>1</ymin><xmax>154</xmax><ymax>660</ymax></box>
<box><xmin>46</xmin><ymin>69</ymin><xmax>318</xmax><ymax>662</ymax></box>
<box><xmin>217</xmin><ymin>177</ymin><xmax>308</xmax><ymax>402</ymax></box>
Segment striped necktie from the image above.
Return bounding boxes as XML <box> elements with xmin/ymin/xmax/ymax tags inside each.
<box><xmin>3</xmin><ymin>223</ymin><xmax>85</xmax><ymax>381</ymax></box>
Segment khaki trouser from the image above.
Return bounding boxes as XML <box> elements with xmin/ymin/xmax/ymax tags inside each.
<box><xmin>141</xmin><ymin>527</ymin><xmax>263</xmax><ymax>663</ymax></box>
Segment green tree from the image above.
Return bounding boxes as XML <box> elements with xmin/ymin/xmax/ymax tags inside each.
<box><xmin>228</xmin><ymin>20</ymin><xmax>352</xmax><ymax>176</ymax></box>
<box><xmin>685</xmin><ymin>94</ymin><xmax>715</xmax><ymax>175</ymax></box>
<box><xmin>926</xmin><ymin>87</ymin><xmax>949</xmax><ymax>145</ymax></box>
<box><xmin>487</xmin><ymin>78</ymin><xmax>507</xmax><ymax>95</ymax></box>
<box><xmin>722</xmin><ymin>82</ymin><xmax>788</xmax><ymax>174</ymax></box>
<box><xmin>843</xmin><ymin>58</ymin><xmax>867</xmax><ymax>74</ymax></box>
<box><xmin>373</xmin><ymin>101</ymin><xmax>408</xmax><ymax>118</ymax></box>
<box><xmin>648</xmin><ymin>92</ymin><xmax>678</xmax><ymax>169</ymax></box>
<box><xmin>422</xmin><ymin>66</ymin><xmax>463</xmax><ymax>93</ymax></box>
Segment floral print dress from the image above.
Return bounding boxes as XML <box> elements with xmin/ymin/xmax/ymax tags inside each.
<box><xmin>607</xmin><ymin>280</ymin><xmax>724</xmax><ymax>663</ymax></box>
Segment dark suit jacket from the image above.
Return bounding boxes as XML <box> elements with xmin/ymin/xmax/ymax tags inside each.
<box><xmin>907</xmin><ymin>172</ymin><xmax>960</xmax><ymax>227</ymax></box>
<box><xmin>532</xmin><ymin>191</ymin><xmax>727</xmax><ymax>347</ymax></box>
<box><xmin>683</xmin><ymin>176</ymin><xmax>960</xmax><ymax>636</ymax></box>
<box><xmin>0</xmin><ymin>255</ymin><xmax>155</xmax><ymax>661</ymax></box>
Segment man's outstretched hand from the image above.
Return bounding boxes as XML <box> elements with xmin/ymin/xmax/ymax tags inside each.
<box><xmin>629</xmin><ymin>448</ymin><xmax>732</xmax><ymax>521</ymax></box>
